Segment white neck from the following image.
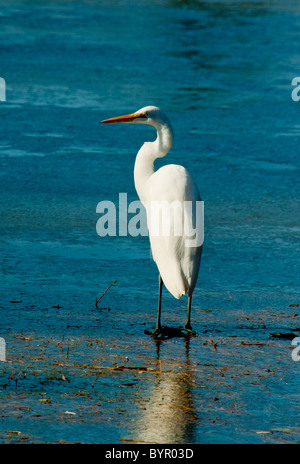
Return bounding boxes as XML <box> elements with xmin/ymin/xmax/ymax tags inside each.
<box><xmin>134</xmin><ymin>121</ymin><xmax>174</xmax><ymax>203</ymax></box>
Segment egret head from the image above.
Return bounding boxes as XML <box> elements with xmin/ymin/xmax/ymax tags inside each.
<box><xmin>101</xmin><ymin>106</ymin><xmax>171</xmax><ymax>130</ymax></box>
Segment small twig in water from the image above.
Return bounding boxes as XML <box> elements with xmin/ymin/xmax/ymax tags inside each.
<box><xmin>56</xmin><ymin>335</ymin><xmax>65</xmax><ymax>347</ymax></box>
<box><xmin>96</xmin><ymin>280</ymin><xmax>117</xmax><ymax>307</ymax></box>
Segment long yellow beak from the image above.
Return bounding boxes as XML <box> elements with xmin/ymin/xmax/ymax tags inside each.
<box><xmin>100</xmin><ymin>112</ymin><xmax>147</xmax><ymax>124</ymax></box>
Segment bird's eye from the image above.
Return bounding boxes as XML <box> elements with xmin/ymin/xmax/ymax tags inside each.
<box><xmin>139</xmin><ymin>112</ymin><xmax>148</xmax><ymax>119</ymax></box>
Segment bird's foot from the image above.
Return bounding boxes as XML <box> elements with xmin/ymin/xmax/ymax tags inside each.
<box><xmin>145</xmin><ymin>325</ymin><xmax>196</xmax><ymax>340</ymax></box>
<box><xmin>144</xmin><ymin>326</ymin><xmax>165</xmax><ymax>339</ymax></box>
<box><xmin>179</xmin><ymin>323</ymin><xmax>197</xmax><ymax>337</ymax></box>
<box><xmin>180</xmin><ymin>325</ymin><xmax>197</xmax><ymax>337</ymax></box>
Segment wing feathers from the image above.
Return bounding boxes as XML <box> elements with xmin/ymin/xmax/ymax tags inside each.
<box><xmin>145</xmin><ymin>164</ymin><xmax>202</xmax><ymax>299</ymax></box>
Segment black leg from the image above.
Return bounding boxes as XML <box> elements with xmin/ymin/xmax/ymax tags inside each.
<box><xmin>144</xmin><ymin>274</ymin><xmax>164</xmax><ymax>338</ymax></box>
<box><xmin>145</xmin><ymin>277</ymin><xmax>196</xmax><ymax>339</ymax></box>
<box><xmin>184</xmin><ymin>294</ymin><xmax>196</xmax><ymax>335</ymax></box>
<box><xmin>155</xmin><ymin>274</ymin><xmax>163</xmax><ymax>332</ymax></box>
<box><xmin>184</xmin><ymin>295</ymin><xmax>192</xmax><ymax>330</ymax></box>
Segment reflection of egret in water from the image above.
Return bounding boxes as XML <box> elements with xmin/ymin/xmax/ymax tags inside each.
<box><xmin>133</xmin><ymin>339</ymin><xmax>197</xmax><ymax>444</ymax></box>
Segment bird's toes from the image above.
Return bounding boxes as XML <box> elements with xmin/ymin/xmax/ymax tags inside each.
<box><xmin>181</xmin><ymin>325</ymin><xmax>197</xmax><ymax>336</ymax></box>
<box><xmin>145</xmin><ymin>325</ymin><xmax>196</xmax><ymax>339</ymax></box>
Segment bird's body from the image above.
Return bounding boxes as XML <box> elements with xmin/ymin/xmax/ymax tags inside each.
<box><xmin>101</xmin><ymin>106</ymin><xmax>203</xmax><ymax>336</ymax></box>
<box><xmin>141</xmin><ymin>163</ymin><xmax>201</xmax><ymax>300</ymax></box>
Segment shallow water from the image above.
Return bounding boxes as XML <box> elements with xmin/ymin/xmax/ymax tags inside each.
<box><xmin>0</xmin><ymin>0</ymin><xmax>299</xmax><ymax>444</ymax></box>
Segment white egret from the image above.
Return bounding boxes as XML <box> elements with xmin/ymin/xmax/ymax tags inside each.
<box><xmin>101</xmin><ymin>106</ymin><xmax>203</xmax><ymax>337</ymax></box>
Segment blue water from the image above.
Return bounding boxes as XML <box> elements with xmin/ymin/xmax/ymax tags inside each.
<box><xmin>0</xmin><ymin>0</ymin><xmax>299</xmax><ymax>444</ymax></box>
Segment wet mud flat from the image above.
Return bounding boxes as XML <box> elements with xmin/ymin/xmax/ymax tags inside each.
<box><xmin>0</xmin><ymin>302</ymin><xmax>299</xmax><ymax>444</ymax></box>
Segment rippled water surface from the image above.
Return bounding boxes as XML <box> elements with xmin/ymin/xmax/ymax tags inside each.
<box><xmin>0</xmin><ymin>0</ymin><xmax>299</xmax><ymax>444</ymax></box>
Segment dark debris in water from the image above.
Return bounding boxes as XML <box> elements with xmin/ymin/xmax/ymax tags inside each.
<box><xmin>269</xmin><ymin>332</ymin><xmax>298</xmax><ymax>340</ymax></box>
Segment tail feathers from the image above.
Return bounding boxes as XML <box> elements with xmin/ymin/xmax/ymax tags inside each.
<box><xmin>157</xmin><ymin>259</ymin><xmax>188</xmax><ymax>299</ymax></box>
